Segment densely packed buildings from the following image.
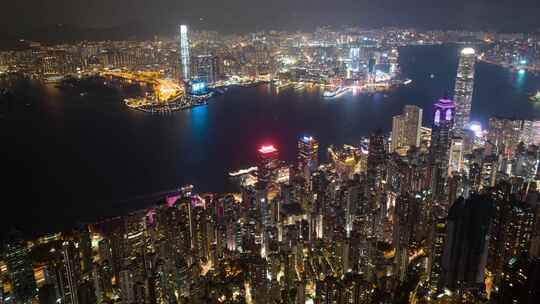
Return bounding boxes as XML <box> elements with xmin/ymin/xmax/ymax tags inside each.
<box><xmin>2</xmin><ymin>27</ymin><xmax>540</xmax><ymax>304</ymax></box>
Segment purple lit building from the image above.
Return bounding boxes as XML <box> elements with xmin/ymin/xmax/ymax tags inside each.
<box><xmin>431</xmin><ymin>98</ymin><xmax>455</xmax><ymax>204</ymax></box>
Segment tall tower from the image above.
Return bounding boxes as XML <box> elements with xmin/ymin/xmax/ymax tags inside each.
<box><xmin>257</xmin><ymin>145</ymin><xmax>279</xmax><ymax>184</ymax></box>
<box><xmin>431</xmin><ymin>98</ymin><xmax>455</xmax><ymax>204</ymax></box>
<box><xmin>298</xmin><ymin>136</ymin><xmax>319</xmax><ymax>178</ymax></box>
<box><xmin>453</xmin><ymin>47</ymin><xmax>476</xmax><ymax>133</ymax></box>
<box><xmin>3</xmin><ymin>232</ymin><xmax>37</xmax><ymax>303</ymax></box>
<box><xmin>179</xmin><ymin>25</ymin><xmax>191</xmax><ymax>82</ymax></box>
<box><xmin>367</xmin><ymin>129</ymin><xmax>386</xmax><ymax>190</ymax></box>
<box><xmin>391</xmin><ymin>105</ymin><xmax>423</xmax><ymax>152</ymax></box>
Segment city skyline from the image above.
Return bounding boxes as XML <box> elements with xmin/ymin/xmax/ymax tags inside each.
<box><xmin>2</xmin><ymin>10</ymin><xmax>540</xmax><ymax>303</ymax></box>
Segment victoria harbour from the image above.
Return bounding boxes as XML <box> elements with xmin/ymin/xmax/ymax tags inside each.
<box><xmin>2</xmin><ymin>44</ymin><xmax>539</xmax><ymax>233</ymax></box>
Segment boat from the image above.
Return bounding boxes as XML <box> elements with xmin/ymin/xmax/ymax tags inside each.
<box><xmin>529</xmin><ymin>91</ymin><xmax>540</xmax><ymax>102</ymax></box>
<box><xmin>403</xmin><ymin>79</ymin><xmax>413</xmax><ymax>85</ymax></box>
<box><xmin>323</xmin><ymin>86</ymin><xmax>350</xmax><ymax>98</ymax></box>
<box><xmin>274</xmin><ymin>81</ymin><xmax>293</xmax><ymax>90</ymax></box>
<box><xmin>294</xmin><ymin>82</ymin><xmax>305</xmax><ymax>91</ymax></box>
<box><xmin>43</xmin><ymin>75</ymin><xmax>64</xmax><ymax>83</ymax></box>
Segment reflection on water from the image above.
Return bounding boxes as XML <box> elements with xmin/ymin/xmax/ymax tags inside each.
<box><xmin>2</xmin><ymin>44</ymin><xmax>540</xmax><ymax>233</ymax></box>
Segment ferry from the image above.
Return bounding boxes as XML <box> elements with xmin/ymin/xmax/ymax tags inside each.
<box><xmin>529</xmin><ymin>91</ymin><xmax>540</xmax><ymax>103</ymax></box>
<box><xmin>274</xmin><ymin>80</ymin><xmax>293</xmax><ymax>90</ymax></box>
<box><xmin>323</xmin><ymin>86</ymin><xmax>350</xmax><ymax>98</ymax></box>
<box><xmin>43</xmin><ymin>75</ymin><xmax>64</xmax><ymax>83</ymax></box>
<box><xmin>294</xmin><ymin>82</ymin><xmax>306</xmax><ymax>91</ymax></box>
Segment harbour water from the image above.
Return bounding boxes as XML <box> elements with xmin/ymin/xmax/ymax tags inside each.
<box><xmin>2</xmin><ymin>44</ymin><xmax>540</xmax><ymax>234</ymax></box>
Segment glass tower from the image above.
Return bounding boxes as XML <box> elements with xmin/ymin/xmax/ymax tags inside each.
<box><xmin>179</xmin><ymin>25</ymin><xmax>191</xmax><ymax>82</ymax></box>
<box><xmin>453</xmin><ymin>47</ymin><xmax>476</xmax><ymax>132</ymax></box>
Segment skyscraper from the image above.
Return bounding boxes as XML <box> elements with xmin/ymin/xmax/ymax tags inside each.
<box><xmin>430</xmin><ymin>98</ymin><xmax>455</xmax><ymax>203</ymax></box>
<box><xmin>440</xmin><ymin>194</ymin><xmax>493</xmax><ymax>290</ymax></box>
<box><xmin>191</xmin><ymin>54</ymin><xmax>221</xmax><ymax>85</ymax></box>
<box><xmin>179</xmin><ymin>25</ymin><xmax>190</xmax><ymax>82</ymax></box>
<box><xmin>297</xmin><ymin>136</ymin><xmax>319</xmax><ymax>178</ymax></box>
<box><xmin>3</xmin><ymin>232</ymin><xmax>37</xmax><ymax>303</ymax></box>
<box><xmin>391</xmin><ymin>105</ymin><xmax>423</xmax><ymax>152</ymax></box>
<box><xmin>453</xmin><ymin>47</ymin><xmax>476</xmax><ymax>132</ymax></box>
<box><xmin>367</xmin><ymin>129</ymin><xmax>386</xmax><ymax>190</ymax></box>
<box><xmin>257</xmin><ymin>145</ymin><xmax>280</xmax><ymax>184</ymax></box>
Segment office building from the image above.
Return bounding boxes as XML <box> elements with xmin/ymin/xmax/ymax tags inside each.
<box><xmin>391</xmin><ymin>105</ymin><xmax>423</xmax><ymax>152</ymax></box>
<box><xmin>297</xmin><ymin>135</ymin><xmax>319</xmax><ymax>179</ymax></box>
<box><xmin>366</xmin><ymin>129</ymin><xmax>386</xmax><ymax>190</ymax></box>
<box><xmin>179</xmin><ymin>25</ymin><xmax>191</xmax><ymax>82</ymax></box>
<box><xmin>191</xmin><ymin>54</ymin><xmax>221</xmax><ymax>85</ymax></box>
<box><xmin>440</xmin><ymin>194</ymin><xmax>493</xmax><ymax>290</ymax></box>
<box><xmin>430</xmin><ymin>98</ymin><xmax>455</xmax><ymax>203</ymax></box>
<box><xmin>257</xmin><ymin>145</ymin><xmax>280</xmax><ymax>184</ymax></box>
<box><xmin>3</xmin><ymin>233</ymin><xmax>37</xmax><ymax>303</ymax></box>
<box><xmin>453</xmin><ymin>47</ymin><xmax>476</xmax><ymax>132</ymax></box>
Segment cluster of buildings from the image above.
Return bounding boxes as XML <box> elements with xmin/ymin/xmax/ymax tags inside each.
<box><xmin>480</xmin><ymin>32</ymin><xmax>540</xmax><ymax>73</ymax></box>
<box><xmin>3</xmin><ymin>28</ymin><xmax>540</xmax><ymax>303</ymax></box>
<box><xmin>4</xmin><ymin>27</ymin><xmax>540</xmax><ymax>92</ymax></box>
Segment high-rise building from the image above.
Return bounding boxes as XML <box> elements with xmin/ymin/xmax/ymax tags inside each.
<box><xmin>179</xmin><ymin>25</ymin><xmax>190</xmax><ymax>82</ymax></box>
<box><xmin>3</xmin><ymin>233</ymin><xmax>37</xmax><ymax>303</ymax></box>
<box><xmin>427</xmin><ymin>217</ymin><xmax>447</xmax><ymax>295</ymax></box>
<box><xmin>440</xmin><ymin>194</ymin><xmax>493</xmax><ymax>290</ymax></box>
<box><xmin>391</xmin><ymin>105</ymin><xmax>422</xmax><ymax>152</ymax></box>
<box><xmin>487</xmin><ymin>116</ymin><xmax>534</xmax><ymax>157</ymax></box>
<box><xmin>453</xmin><ymin>47</ymin><xmax>476</xmax><ymax>132</ymax></box>
<box><xmin>297</xmin><ymin>136</ymin><xmax>319</xmax><ymax>179</ymax></box>
<box><xmin>430</xmin><ymin>98</ymin><xmax>455</xmax><ymax>203</ymax></box>
<box><xmin>257</xmin><ymin>145</ymin><xmax>280</xmax><ymax>184</ymax></box>
<box><xmin>391</xmin><ymin>115</ymin><xmax>405</xmax><ymax>153</ymax></box>
<box><xmin>191</xmin><ymin>54</ymin><xmax>221</xmax><ymax>85</ymax></box>
<box><xmin>367</xmin><ymin>129</ymin><xmax>386</xmax><ymax>190</ymax></box>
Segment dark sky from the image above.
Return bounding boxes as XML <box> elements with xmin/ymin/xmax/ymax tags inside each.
<box><xmin>3</xmin><ymin>1</ymin><xmax>540</xmax><ymax>35</ymax></box>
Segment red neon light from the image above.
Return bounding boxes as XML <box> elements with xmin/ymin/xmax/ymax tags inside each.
<box><xmin>258</xmin><ymin>145</ymin><xmax>277</xmax><ymax>154</ymax></box>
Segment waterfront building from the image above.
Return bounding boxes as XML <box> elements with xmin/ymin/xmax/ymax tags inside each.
<box><xmin>191</xmin><ymin>54</ymin><xmax>221</xmax><ymax>85</ymax></box>
<box><xmin>257</xmin><ymin>145</ymin><xmax>280</xmax><ymax>184</ymax></box>
<box><xmin>179</xmin><ymin>25</ymin><xmax>191</xmax><ymax>82</ymax></box>
<box><xmin>453</xmin><ymin>47</ymin><xmax>476</xmax><ymax>133</ymax></box>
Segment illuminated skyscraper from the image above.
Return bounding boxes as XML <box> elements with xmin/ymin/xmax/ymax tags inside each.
<box><xmin>298</xmin><ymin>136</ymin><xmax>319</xmax><ymax>178</ymax></box>
<box><xmin>453</xmin><ymin>47</ymin><xmax>476</xmax><ymax>132</ymax></box>
<box><xmin>367</xmin><ymin>129</ymin><xmax>386</xmax><ymax>189</ymax></box>
<box><xmin>391</xmin><ymin>105</ymin><xmax>422</xmax><ymax>152</ymax></box>
<box><xmin>430</xmin><ymin>98</ymin><xmax>455</xmax><ymax>203</ymax></box>
<box><xmin>257</xmin><ymin>145</ymin><xmax>279</xmax><ymax>183</ymax></box>
<box><xmin>179</xmin><ymin>25</ymin><xmax>191</xmax><ymax>82</ymax></box>
<box><xmin>191</xmin><ymin>54</ymin><xmax>221</xmax><ymax>84</ymax></box>
<box><xmin>3</xmin><ymin>232</ymin><xmax>37</xmax><ymax>303</ymax></box>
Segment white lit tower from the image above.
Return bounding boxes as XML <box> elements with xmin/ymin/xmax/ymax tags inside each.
<box><xmin>453</xmin><ymin>47</ymin><xmax>476</xmax><ymax>133</ymax></box>
<box><xmin>179</xmin><ymin>25</ymin><xmax>191</xmax><ymax>82</ymax></box>
<box><xmin>297</xmin><ymin>136</ymin><xmax>319</xmax><ymax>180</ymax></box>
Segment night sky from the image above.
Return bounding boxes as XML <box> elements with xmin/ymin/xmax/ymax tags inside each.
<box><xmin>3</xmin><ymin>0</ymin><xmax>540</xmax><ymax>35</ymax></box>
